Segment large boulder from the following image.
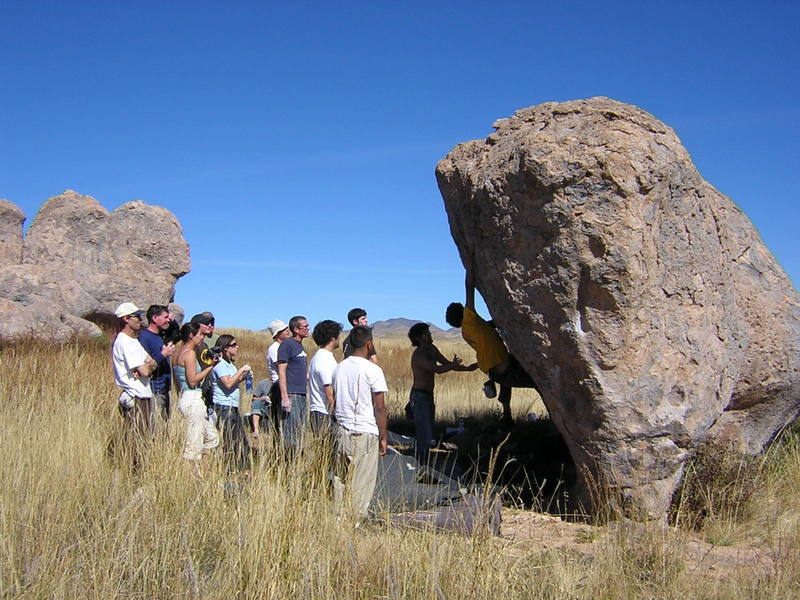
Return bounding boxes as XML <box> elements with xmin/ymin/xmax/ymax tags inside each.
<box><xmin>0</xmin><ymin>191</ymin><xmax>190</xmax><ymax>341</ymax></box>
<box><xmin>436</xmin><ymin>97</ymin><xmax>800</xmax><ymax>519</ymax></box>
<box><xmin>0</xmin><ymin>199</ymin><xmax>25</xmax><ymax>265</ymax></box>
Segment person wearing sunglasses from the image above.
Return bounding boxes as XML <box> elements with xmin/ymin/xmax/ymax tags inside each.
<box><xmin>112</xmin><ymin>302</ymin><xmax>173</xmax><ymax>442</ymax></box>
<box><xmin>211</xmin><ymin>334</ymin><xmax>253</xmax><ymax>472</ymax></box>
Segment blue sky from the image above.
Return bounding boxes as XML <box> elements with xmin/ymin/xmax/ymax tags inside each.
<box><xmin>2</xmin><ymin>1</ymin><xmax>798</xmax><ymax>330</ymax></box>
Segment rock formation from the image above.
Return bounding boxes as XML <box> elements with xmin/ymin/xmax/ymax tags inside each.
<box><xmin>0</xmin><ymin>190</ymin><xmax>190</xmax><ymax>341</ymax></box>
<box><xmin>436</xmin><ymin>97</ymin><xmax>800</xmax><ymax>519</ymax></box>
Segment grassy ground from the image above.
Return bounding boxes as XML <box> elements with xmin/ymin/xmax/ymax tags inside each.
<box><xmin>1</xmin><ymin>332</ymin><xmax>798</xmax><ymax>599</ymax></box>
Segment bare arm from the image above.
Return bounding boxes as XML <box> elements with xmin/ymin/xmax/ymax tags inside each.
<box><xmin>372</xmin><ymin>391</ymin><xmax>388</xmax><ymax>456</ymax></box>
<box><xmin>217</xmin><ymin>364</ymin><xmax>252</xmax><ymax>391</ymax></box>
<box><xmin>465</xmin><ymin>251</ymin><xmax>476</xmax><ymax>311</ymax></box>
<box><xmin>278</xmin><ymin>362</ymin><xmax>291</xmax><ymax>412</ymax></box>
<box><xmin>428</xmin><ymin>344</ymin><xmax>475</xmax><ymax>373</ymax></box>
<box><xmin>181</xmin><ymin>351</ymin><xmax>216</xmax><ymax>388</ymax></box>
<box><xmin>134</xmin><ymin>355</ymin><xmax>157</xmax><ymax>377</ymax></box>
<box><xmin>324</xmin><ymin>384</ymin><xmax>335</xmax><ymax>414</ymax></box>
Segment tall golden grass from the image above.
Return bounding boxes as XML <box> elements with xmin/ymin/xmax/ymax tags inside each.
<box><xmin>1</xmin><ymin>332</ymin><xmax>798</xmax><ymax>599</ymax></box>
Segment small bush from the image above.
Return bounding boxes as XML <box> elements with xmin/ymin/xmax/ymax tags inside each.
<box><xmin>671</xmin><ymin>439</ymin><xmax>763</xmax><ymax>531</ymax></box>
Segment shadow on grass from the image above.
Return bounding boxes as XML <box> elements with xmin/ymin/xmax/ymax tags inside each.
<box><xmin>388</xmin><ymin>410</ymin><xmax>576</xmax><ymax>514</ymax></box>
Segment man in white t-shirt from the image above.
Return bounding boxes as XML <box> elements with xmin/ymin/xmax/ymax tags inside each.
<box><xmin>332</xmin><ymin>325</ymin><xmax>388</xmax><ymax>519</ymax></box>
<box><xmin>308</xmin><ymin>320</ymin><xmax>343</xmax><ymax>436</ymax></box>
<box><xmin>112</xmin><ymin>302</ymin><xmax>174</xmax><ymax>439</ymax></box>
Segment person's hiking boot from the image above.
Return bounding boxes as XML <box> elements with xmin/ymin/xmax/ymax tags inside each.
<box><xmin>483</xmin><ymin>380</ymin><xmax>497</xmax><ymax>399</ymax></box>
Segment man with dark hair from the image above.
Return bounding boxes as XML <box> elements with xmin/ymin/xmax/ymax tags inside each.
<box><xmin>332</xmin><ymin>325</ymin><xmax>388</xmax><ymax>520</ymax></box>
<box><xmin>408</xmin><ymin>323</ymin><xmax>476</xmax><ymax>465</ymax></box>
<box><xmin>308</xmin><ymin>320</ymin><xmax>342</xmax><ymax>435</ymax></box>
<box><xmin>112</xmin><ymin>302</ymin><xmax>173</xmax><ymax>441</ymax></box>
<box><xmin>139</xmin><ymin>304</ymin><xmax>176</xmax><ymax>422</ymax></box>
<box><xmin>446</xmin><ymin>256</ymin><xmax>540</xmax><ymax>425</ymax></box>
<box><xmin>277</xmin><ymin>315</ymin><xmax>310</xmax><ymax>451</ymax></box>
<box><xmin>342</xmin><ymin>307</ymin><xmax>377</xmax><ymax>363</ymax></box>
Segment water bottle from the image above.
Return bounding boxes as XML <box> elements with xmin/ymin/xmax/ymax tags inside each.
<box><xmin>245</xmin><ymin>371</ymin><xmax>253</xmax><ymax>392</ymax></box>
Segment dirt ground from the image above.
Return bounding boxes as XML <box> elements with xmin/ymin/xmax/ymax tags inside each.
<box><xmin>500</xmin><ymin>507</ymin><xmax>777</xmax><ymax>580</ymax></box>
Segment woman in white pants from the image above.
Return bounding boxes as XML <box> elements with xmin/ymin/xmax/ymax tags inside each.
<box><xmin>173</xmin><ymin>322</ymin><xmax>220</xmax><ymax>476</ymax></box>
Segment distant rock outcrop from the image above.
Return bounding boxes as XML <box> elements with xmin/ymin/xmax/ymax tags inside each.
<box><xmin>436</xmin><ymin>97</ymin><xmax>800</xmax><ymax>519</ymax></box>
<box><xmin>0</xmin><ymin>190</ymin><xmax>190</xmax><ymax>341</ymax></box>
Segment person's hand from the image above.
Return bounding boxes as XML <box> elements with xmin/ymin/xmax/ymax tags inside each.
<box><xmin>451</xmin><ymin>354</ymin><xmax>463</xmax><ymax>366</ymax></box>
<box><xmin>379</xmin><ymin>437</ymin><xmax>388</xmax><ymax>456</ymax></box>
<box><xmin>242</xmin><ymin>364</ymin><xmax>252</xmax><ymax>373</ymax></box>
<box><xmin>281</xmin><ymin>397</ymin><xmax>292</xmax><ymax>413</ymax></box>
<box><xmin>161</xmin><ymin>342</ymin><xmax>175</xmax><ymax>357</ymax></box>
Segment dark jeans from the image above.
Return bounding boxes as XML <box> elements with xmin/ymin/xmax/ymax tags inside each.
<box><xmin>410</xmin><ymin>389</ymin><xmax>435</xmax><ymax>466</ymax></box>
<box><xmin>280</xmin><ymin>393</ymin><xmax>308</xmax><ymax>453</ymax></box>
<box><xmin>214</xmin><ymin>405</ymin><xmax>251</xmax><ymax>472</ymax></box>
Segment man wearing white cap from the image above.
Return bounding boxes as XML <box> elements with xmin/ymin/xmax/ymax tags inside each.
<box><xmin>112</xmin><ymin>302</ymin><xmax>174</xmax><ymax>439</ymax></box>
<box><xmin>266</xmin><ymin>319</ymin><xmax>291</xmax><ymax>432</ymax></box>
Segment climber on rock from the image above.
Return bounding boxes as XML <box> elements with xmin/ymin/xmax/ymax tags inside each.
<box><xmin>445</xmin><ymin>254</ymin><xmax>540</xmax><ymax>425</ymax></box>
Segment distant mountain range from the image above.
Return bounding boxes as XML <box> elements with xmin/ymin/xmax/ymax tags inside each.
<box><xmin>368</xmin><ymin>318</ymin><xmax>461</xmax><ymax>338</ymax></box>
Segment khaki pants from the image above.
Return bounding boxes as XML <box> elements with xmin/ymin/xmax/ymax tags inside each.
<box><xmin>333</xmin><ymin>425</ymin><xmax>379</xmax><ymax>519</ymax></box>
<box><xmin>178</xmin><ymin>389</ymin><xmax>219</xmax><ymax>461</ymax></box>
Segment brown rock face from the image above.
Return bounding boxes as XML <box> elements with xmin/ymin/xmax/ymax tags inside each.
<box><xmin>436</xmin><ymin>97</ymin><xmax>800</xmax><ymax>519</ymax></box>
<box><xmin>0</xmin><ymin>191</ymin><xmax>190</xmax><ymax>341</ymax></box>
<box><xmin>0</xmin><ymin>199</ymin><xmax>25</xmax><ymax>265</ymax></box>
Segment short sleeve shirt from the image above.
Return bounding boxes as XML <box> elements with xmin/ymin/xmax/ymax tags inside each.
<box><xmin>333</xmin><ymin>356</ymin><xmax>387</xmax><ymax>436</ymax></box>
<box><xmin>461</xmin><ymin>307</ymin><xmax>509</xmax><ymax>373</ymax></box>
<box><xmin>112</xmin><ymin>332</ymin><xmax>152</xmax><ymax>398</ymax></box>
<box><xmin>138</xmin><ymin>329</ymin><xmax>171</xmax><ymax>394</ymax></box>
<box><xmin>308</xmin><ymin>348</ymin><xmax>337</xmax><ymax>415</ymax></box>
<box><xmin>277</xmin><ymin>338</ymin><xmax>307</xmax><ymax>394</ymax></box>
<box><xmin>212</xmin><ymin>359</ymin><xmax>240</xmax><ymax>407</ymax></box>
<box><xmin>267</xmin><ymin>341</ymin><xmax>280</xmax><ymax>383</ymax></box>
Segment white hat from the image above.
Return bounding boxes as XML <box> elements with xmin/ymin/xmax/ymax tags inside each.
<box><xmin>115</xmin><ymin>302</ymin><xmax>144</xmax><ymax>318</ymax></box>
<box><xmin>268</xmin><ymin>319</ymin><xmax>289</xmax><ymax>338</ymax></box>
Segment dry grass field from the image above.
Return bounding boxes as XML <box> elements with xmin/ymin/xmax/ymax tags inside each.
<box><xmin>1</xmin><ymin>330</ymin><xmax>798</xmax><ymax>599</ymax></box>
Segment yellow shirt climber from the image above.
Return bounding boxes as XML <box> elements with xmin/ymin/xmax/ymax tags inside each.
<box><xmin>460</xmin><ymin>307</ymin><xmax>509</xmax><ymax>373</ymax></box>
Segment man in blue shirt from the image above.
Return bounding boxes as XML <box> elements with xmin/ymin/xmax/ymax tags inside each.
<box><xmin>277</xmin><ymin>315</ymin><xmax>310</xmax><ymax>452</ymax></box>
<box><xmin>138</xmin><ymin>304</ymin><xmax>176</xmax><ymax>422</ymax></box>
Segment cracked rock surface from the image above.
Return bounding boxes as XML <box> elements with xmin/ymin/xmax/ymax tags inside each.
<box><xmin>0</xmin><ymin>190</ymin><xmax>190</xmax><ymax>341</ymax></box>
<box><xmin>436</xmin><ymin>97</ymin><xmax>800</xmax><ymax>519</ymax></box>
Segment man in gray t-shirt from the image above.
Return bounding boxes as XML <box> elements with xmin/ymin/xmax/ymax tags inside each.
<box><xmin>277</xmin><ymin>315</ymin><xmax>310</xmax><ymax>451</ymax></box>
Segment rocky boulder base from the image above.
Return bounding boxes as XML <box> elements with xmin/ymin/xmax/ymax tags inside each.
<box><xmin>0</xmin><ymin>190</ymin><xmax>190</xmax><ymax>341</ymax></box>
<box><xmin>436</xmin><ymin>97</ymin><xmax>800</xmax><ymax>519</ymax></box>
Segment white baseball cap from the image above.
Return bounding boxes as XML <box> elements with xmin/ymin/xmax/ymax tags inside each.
<box><xmin>115</xmin><ymin>302</ymin><xmax>144</xmax><ymax>318</ymax></box>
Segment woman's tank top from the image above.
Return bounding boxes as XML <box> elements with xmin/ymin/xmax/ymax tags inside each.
<box><xmin>174</xmin><ymin>358</ymin><xmax>202</xmax><ymax>393</ymax></box>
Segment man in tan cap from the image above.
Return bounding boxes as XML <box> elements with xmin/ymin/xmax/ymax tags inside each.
<box><xmin>112</xmin><ymin>302</ymin><xmax>175</xmax><ymax>440</ymax></box>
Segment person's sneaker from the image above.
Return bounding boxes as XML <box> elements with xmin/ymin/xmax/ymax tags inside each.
<box><xmin>483</xmin><ymin>380</ymin><xmax>497</xmax><ymax>398</ymax></box>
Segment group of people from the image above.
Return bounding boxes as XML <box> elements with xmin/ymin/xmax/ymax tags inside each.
<box><xmin>111</xmin><ymin>260</ymin><xmax>540</xmax><ymax>519</ymax></box>
<box><xmin>112</xmin><ymin>305</ymin><xmax>391</xmax><ymax>519</ymax></box>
